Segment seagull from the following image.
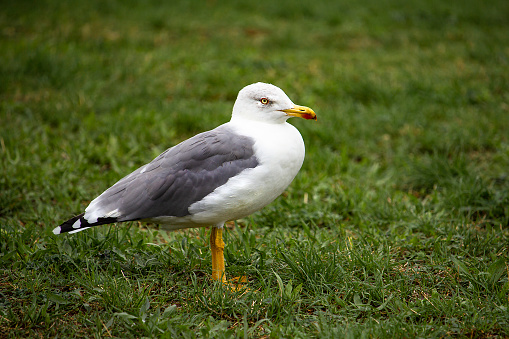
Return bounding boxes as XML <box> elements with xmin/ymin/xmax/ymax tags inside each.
<box><xmin>53</xmin><ymin>82</ymin><xmax>316</xmax><ymax>284</ymax></box>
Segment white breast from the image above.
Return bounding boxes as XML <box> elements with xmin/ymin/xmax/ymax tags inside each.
<box><xmin>188</xmin><ymin>120</ymin><xmax>305</xmax><ymax>226</ymax></box>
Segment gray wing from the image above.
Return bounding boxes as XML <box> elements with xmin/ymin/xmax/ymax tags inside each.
<box><xmin>90</xmin><ymin>124</ymin><xmax>259</xmax><ymax>221</ymax></box>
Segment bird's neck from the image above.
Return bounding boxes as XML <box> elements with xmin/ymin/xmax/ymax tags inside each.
<box><xmin>230</xmin><ymin>114</ymin><xmax>289</xmax><ymax>125</ymax></box>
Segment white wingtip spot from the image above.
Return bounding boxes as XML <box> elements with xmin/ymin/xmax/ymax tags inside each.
<box><xmin>72</xmin><ymin>219</ymin><xmax>82</xmax><ymax>229</ymax></box>
<box><xmin>52</xmin><ymin>226</ymin><xmax>61</xmax><ymax>235</ymax></box>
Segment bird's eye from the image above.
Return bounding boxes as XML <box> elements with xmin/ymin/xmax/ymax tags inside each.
<box><xmin>260</xmin><ymin>98</ymin><xmax>269</xmax><ymax>105</ymax></box>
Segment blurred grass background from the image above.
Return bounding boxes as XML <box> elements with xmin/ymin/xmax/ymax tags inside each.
<box><xmin>1</xmin><ymin>0</ymin><xmax>509</xmax><ymax>337</ymax></box>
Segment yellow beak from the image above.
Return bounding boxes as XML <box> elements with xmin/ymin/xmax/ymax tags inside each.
<box><xmin>281</xmin><ymin>105</ymin><xmax>317</xmax><ymax>121</ymax></box>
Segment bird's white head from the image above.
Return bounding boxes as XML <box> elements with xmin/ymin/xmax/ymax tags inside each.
<box><xmin>231</xmin><ymin>82</ymin><xmax>316</xmax><ymax>123</ymax></box>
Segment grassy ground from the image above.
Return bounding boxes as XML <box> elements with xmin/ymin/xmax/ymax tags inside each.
<box><xmin>1</xmin><ymin>0</ymin><xmax>509</xmax><ymax>337</ymax></box>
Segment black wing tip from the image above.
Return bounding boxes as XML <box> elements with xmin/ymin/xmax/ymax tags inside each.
<box><xmin>53</xmin><ymin>213</ymin><xmax>86</xmax><ymax>234</ymax></box>
<box><xmin>53</xmin><ymin>213</ymin><xmax>119</xmax><ymax>235</ymax></box>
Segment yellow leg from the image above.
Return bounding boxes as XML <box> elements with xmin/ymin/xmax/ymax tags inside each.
<box><xmin>210</xmin><ymin>227</ymin><xmax>226</xmax><ymax>284</ymax></box>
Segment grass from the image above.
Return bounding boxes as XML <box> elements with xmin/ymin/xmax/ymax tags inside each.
<box><xmin>1</xmin><ymin>0</ymin><xmax>509</xmax><ymax>337</ymax></box>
